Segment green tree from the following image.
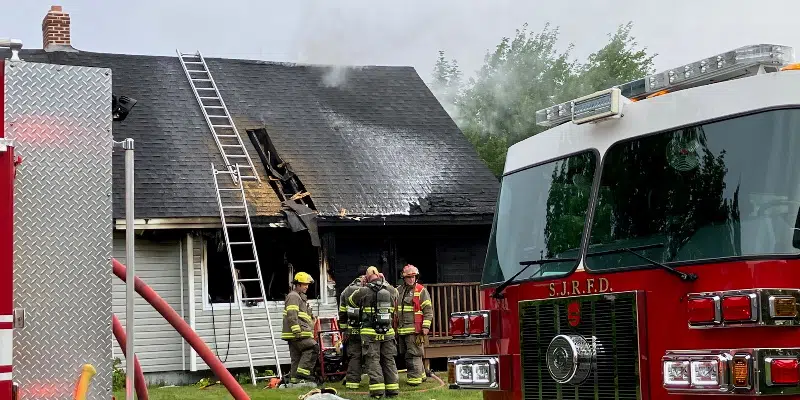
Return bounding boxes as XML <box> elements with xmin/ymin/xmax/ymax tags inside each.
<box><xmin>430</xmin><ymin>50</ymin><xmax>462</xmax><ymax>118</ymax></box>
<box><xmin>429</xmin><ymin>22</ymin><xmax>657</xmax><ymax>177</ymax></box>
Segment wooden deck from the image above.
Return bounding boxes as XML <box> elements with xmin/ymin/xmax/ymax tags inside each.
<box><xmin>424</xmin><ymin>282</ymin><xmax>484</xmax><ymax>359</ymax></box>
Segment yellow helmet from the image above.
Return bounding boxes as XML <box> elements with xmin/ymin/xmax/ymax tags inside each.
<box><xmin>293</xmin><ymin>271</ymin><xmax>315</xmax><ymax>284</ymax></box>
<box><xmin>365</xmin><ymin>266</ymin><xmax>379</xmax><ymax>276</ymax></box>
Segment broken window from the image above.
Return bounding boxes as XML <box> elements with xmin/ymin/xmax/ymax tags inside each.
<box><xmin>203</xmin><ymin>229</ymin><xmax>321</xmax><ymax>305</ymax></box>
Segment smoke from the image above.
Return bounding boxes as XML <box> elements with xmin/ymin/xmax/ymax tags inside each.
<box><xmin>290</xmin><ymin>0</ymin><xmax>441</xmax><ymax>88</ymax></box>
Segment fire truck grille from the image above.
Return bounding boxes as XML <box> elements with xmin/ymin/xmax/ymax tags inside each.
<box><xmin>519</xmin><ymin>292</ymin><xmax>641</xmax><ymax>400</ymax></box>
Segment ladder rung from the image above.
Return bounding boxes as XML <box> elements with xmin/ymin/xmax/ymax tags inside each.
<box><xmin>223</xmin><ymin>205</ymin><xmax>245</xmax><ymax>209</ymax></box>
<box><xmin>241</xmin><ymin>297</ymin><xmax>263</xmax><ymax>301</ymax></box>
<box><xmin>213</xmin><ymin>125</ymin><xmax>233</xmax><ymax>128</ymax></box>
<box><xmin>237</xmin><ymin>278</ymin><xmax>261</xmax><ymax>282</ymax></box>
<box><xmin>204</xmin><ymin>105</ymin><xmax>224</xmax><ymax>109</ymax></box>
<box><xmin>255</xmin><ymin>376</ymin><xmax>277</xmax><ymax>380</ymax></box>
<box><xmin>199</xmin><ymin>96</ymin><xmax>219</xmax><ymax>100</ymax></box>
<box><xmin>226</xmin><ymin>155</ymin><xmax>248</xmax><ymax>158</ymax></box>
<box><xmin>229</xmin><ymin>242</ymin><xmax>253</xmax><ymax>245</ymax></box>
<box><xmin>240</xmin><ymin>175</ymin><xmax>258</xmax><ymax>180</ymax></box>
<box><xmin>218</xmin><ymin>188</ymin><xmax>240</xmax><ymax>191</ymax></box>
<box><xmin>216</xmin><ymin>134</ymin><xmax>238</xmax><ymax>138</ymax></box>
<box><xmin>221</xmin><ymin>144</ymin><xmax>244</xmax><ymax>148</ymax></box>
<box><xmin>192</xmin><ymin>78</ymin><xmax>212</xmax><ymax>82</ymax></box>
<box><xmin>183</xmin><ymin>61</ymin><xmax>203</xmax><ymax>64</ymax></box>
<box><xmin>227</xmin><ymin>223</ymin><xmax>249</xmax><ymax>227</ymax></box>
<box><xmin>196</xmin><ymin>87</ymin><xmax>216</xmax><ymax>90</ymax></box>
<box><xmin>208</xmin><ymin>115</ymin><xmax>229</xmax><ymax>118</ymax></box>
<box><xmin>187</xmin><ymin>69</ymin><xmax>207</xmax><ymax>73</ymax></box>
<box><xmin>233</xmin><ymin>260</ymin><xmax>257</xmax><ymax>264</ymax></box>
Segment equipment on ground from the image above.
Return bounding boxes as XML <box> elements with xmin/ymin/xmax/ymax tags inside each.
<box><xmin>315</xmin><ymin>316</ymin><xmax>346</xmax><ymax>382</ymax></box>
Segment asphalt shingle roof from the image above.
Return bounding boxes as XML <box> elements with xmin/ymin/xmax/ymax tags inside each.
<box><xmin>9</xmin><ymin>49</ymin><xmax>500</xmax><ymax>220</ymax></box>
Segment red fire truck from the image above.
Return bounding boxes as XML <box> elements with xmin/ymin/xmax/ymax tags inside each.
<box><xmin>447</xmin><ymin>44</ymin><xmax>800</xmax><ymax>399</ymax></box>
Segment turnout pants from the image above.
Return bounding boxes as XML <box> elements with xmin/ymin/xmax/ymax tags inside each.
<box><xmin>289</xmin><ymin>337</ymin><xmax>319</xmax><ymax>382</ymax></box>
<box><xmin>344</xmin><ymin>334</ymin><xmax>363</xmax><ymax>389</ymax></box>
<box><xmin>398</xmin><ymin>334</ymin><xmax>426</xmax><ymax>385</ymax></box>
<box><xmin>362</xmin><ymin>336</ymin><xmax>399</xmax><ymax>397</ymax></box>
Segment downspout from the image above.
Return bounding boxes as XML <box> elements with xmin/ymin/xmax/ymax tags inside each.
<box><xmin>113</xmin><ymin>137</ymin><xmax>135</xmax><ymax>399</ymax></box>
<box><xmin>179</xmin><ymin>237</ymin><xmax>185</xmax><ymax>371</ymax></box>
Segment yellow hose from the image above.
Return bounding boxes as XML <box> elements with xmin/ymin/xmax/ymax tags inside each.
<box><xmin>73</xmin><ymin>364</ymin><xmax>97</xmax><ymax>400</ymax></box>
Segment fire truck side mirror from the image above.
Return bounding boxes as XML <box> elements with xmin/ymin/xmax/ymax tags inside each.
<box><xmin>112</xmin><ymin>94</ymin><xmax>138</xmax><ymax>122</ymax></box>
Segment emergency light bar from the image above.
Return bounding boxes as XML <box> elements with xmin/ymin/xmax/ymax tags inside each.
<box><xmin>535</xmin><ymin>44</ymin><xmax>795</xmax><ymax>128</ymax></box>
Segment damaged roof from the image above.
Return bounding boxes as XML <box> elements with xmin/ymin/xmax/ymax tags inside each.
<box><xmin>9</xmin><ymin>49</ymin><xmax>500</xmax><ymax>221</ymax></box>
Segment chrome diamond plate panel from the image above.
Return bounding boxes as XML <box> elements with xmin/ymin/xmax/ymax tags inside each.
<box><xmin>6</xmin><ymin>61</ymin><xmax>112</xmax><ymax>399</ymax></box>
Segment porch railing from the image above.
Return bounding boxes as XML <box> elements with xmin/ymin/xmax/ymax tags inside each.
<box><xmin>426</xmin><ymin>282</ymin><xmax>482</xmax><ymax>339</ymax></box>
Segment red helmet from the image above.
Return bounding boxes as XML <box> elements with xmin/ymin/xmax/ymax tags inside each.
<box><xmin>402</xmin><ymin>264</ymin><xmax>419</xmax><ymax>277</ymax></box>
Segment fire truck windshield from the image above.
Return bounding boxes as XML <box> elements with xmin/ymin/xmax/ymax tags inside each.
<box><xmin>482</xmin><ymin>151</ymin><xmax>596</xmax><ymax>285</ymax></box>
<box><xmin>586</xmin><ymin>108</ymin><xmax>800</xmax><ymax>271</ymax></box>
<box><xmin>482</xmin><ymin>108</ymin><xmax>800</xmax><ymax>286</ymax></box>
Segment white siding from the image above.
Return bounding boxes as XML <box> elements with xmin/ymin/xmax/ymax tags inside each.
<box><xmin>112</xmin><ymin>231</ymin><xmax>186</xmax><ymax>372</ymax></box>
<box><xmin>191</xmin><ymin>235</ymin><xmax>338</xmax><ymax>371</ymax></box>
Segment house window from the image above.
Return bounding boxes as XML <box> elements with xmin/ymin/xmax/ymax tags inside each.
<box><xmin>202</xmin><ymin>230</ymin><xmax>321</xmax><ymax>309</ymax></box>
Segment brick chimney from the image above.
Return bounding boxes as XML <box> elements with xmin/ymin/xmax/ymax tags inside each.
<box><xmin>42</xmin><ymin>5</ymin><xmax>73</xmax><ymax>50</ymax></box>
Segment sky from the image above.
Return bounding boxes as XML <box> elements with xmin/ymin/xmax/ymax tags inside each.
<box><xmin>2</xmin><ymin>0</ymin><xmax>800</xmax><ymax>83</ymax></box>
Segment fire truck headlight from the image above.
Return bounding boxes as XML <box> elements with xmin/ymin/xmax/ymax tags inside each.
<box><xmin>450</xmin><ymin>356</ymin><xmax>500</xmax><ymax>389</ymax></box>
<box><xmin>663</xmin><ymin>352</ymin><xmax>733</xmax><ymax>393</ymax></box>
<box><xmin>691</xmin><ymin>360</ymin><xmax>721</xmax><ymax>387</ymax></box>
<box><xmin>663</xmin><ymin>360</ymin><xmax>691</xmax><ymax>387</ymax></box>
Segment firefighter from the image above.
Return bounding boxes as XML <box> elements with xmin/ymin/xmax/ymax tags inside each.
<box><xmin>338</xmin><ymin>265</ymin><xmax>369</xmax><ymax>389</ymax></box>
<box><xmin>396</xmin><ymin>264</ymin><xmax>433</xmax><ymax>386</ymax></box>
<box><xmin>350</xmin><ymin>267</ymin><xmax>400</xmax><ymax>398</ymax></box>
<box><xmin>282</xmin><ymin>271</ymin><xmax>319</xmax><ymax>384</ymax></box>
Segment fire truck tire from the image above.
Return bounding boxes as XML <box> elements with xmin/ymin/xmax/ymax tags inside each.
<box><xmin>112</xmin><ymin>258</ymin><xmax>250</xmax><ymax>400</ymax></box>
<box><xmin>112</xmin><ymin>314</ymin><xmax>149</xmax><ymax>400</ymax></box>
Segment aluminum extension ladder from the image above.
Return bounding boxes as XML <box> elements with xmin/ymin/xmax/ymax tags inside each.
<box><xmin>212</xmin><ymin>163</ymin><xmax>282</xmax><ymax>384</ymax></box>
<box><xmin>177</xmin><ymin>49</ymin><xmax>260</xmax><ymax>183</ymax></box>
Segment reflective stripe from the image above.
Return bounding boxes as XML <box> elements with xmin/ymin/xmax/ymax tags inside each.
<box><xmin>400</xmin><ymin>306</ymin><xmax>415</xmax><ymax>312</ymax></box>
<box><xmin>414</xmin><ymin>292</ymin><xmax>421</xmax><ymax>297</ymax></box>
<box><xmin>297</xmin><ymin>367</ymin><xmax>311</xmax><ymax>376</ymax></box>
<box><xmin>291</xmin><ymin>325</ymin><xmax>301</xmax><ymax>332</ymax></box>
<box><xmin>422</xmin><ymin>320</ymin><xmax>432</xmax><ymax>328</ymax></box>
<box><xmin>420</xmin><ymin>299</ymin><xmax>431</xmax><ymax>308</ymax></box>
<box><xmin>397</xmin><ymin>327</ymin><xmax>416</xmax><ymax>335</ymax></box>
<box><xmin>0</xmin><ymin>316</ymin><xmax>11</xmax><ymax>323</ymax></box>
<box><xmin>369</xmin><ymin>383</ymin><xmax>386</xmax><ymax>390</ymax></box>
<box><xmin>285</xmin><ymin>305</ymin><xmax>300</xmax><ymax>311</ymax></box>
<box><xmin>414</xmin><ymin>311</ymin><xmax>423</xmax><ymax>315</ymax></box>
<box><xmin>0</xmin><ymin>372</ymin><xmax>10</xmax><ymax>381</ymax></box>
<box><xmin>348</xmin><ymin>292</ymin><xmax>357</xmax><ymax>307</ymax></box>
<box><xmin>346</xmin><ymin>382</ymin><xmax>360</xmax><ymax>389</ymax></box>
<box><xmin>340</xmin><ymin>323</ymin><xmax>349</xmax><ymax>329</ymax></box>
<box><xmin>407</xmin><ymin>377</ymin><xmax>423</xmax><ymax>384</ymax></box>
<box><xmin>281</xmin><ymin>333</ymin><xmax>296</xmax><ymax>339</ymax></box>
<box><xmin>385</xmin><ymin>383</ymin><xmax>400</xmax><ymax>390</ymax></box>
<box><xmin>339</xmin><ymin>305</ymin><xmax>347</xmax><ymax>312</ymax></box>
<box><xmin>0</xmin><ymin>329</ymin><xmax>10</xmax><ymax>367</ymax></box>
<box><xmin>298</xmin><ymin>312</ymin><xmax>312</xmax><ymax>322</ymax></box>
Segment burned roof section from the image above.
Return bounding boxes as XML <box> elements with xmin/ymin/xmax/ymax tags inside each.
<box><xmin>6</xmin><ymin>48</ymin><xmax>500</xmax><ymax>221</ymax></box>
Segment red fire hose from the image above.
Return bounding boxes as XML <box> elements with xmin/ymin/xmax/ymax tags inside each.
<box><xmin>111</xmin><ymin>314</ymin><xmax>149</xmax><ymax>400</ymax></box>
<box><xmin>112</xmin><ymin>258</ymin><xmax>250</xmax><ymax>400</ymax></box>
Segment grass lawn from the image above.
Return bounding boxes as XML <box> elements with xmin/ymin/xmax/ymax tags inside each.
<box><xmin>113</xmin><ymin>372</ymin><xmax>483</xmax><ymax>400</ymax></box>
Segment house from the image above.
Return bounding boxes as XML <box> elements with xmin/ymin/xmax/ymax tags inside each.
<box><xmin>8</xmin><ymin>6</ymin><xmax>500</xmax><ymax>384</ymax></box>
